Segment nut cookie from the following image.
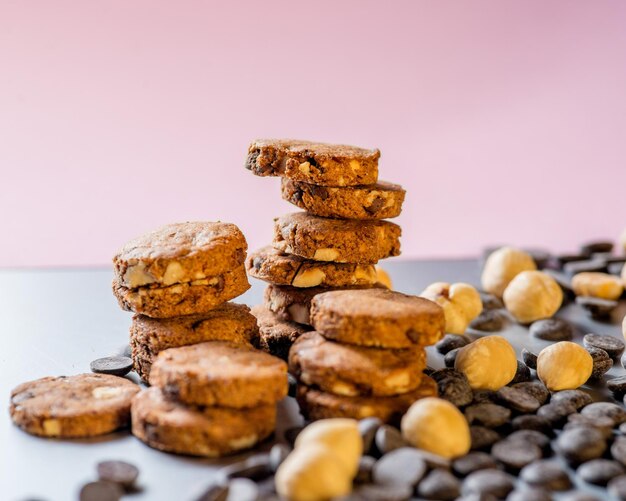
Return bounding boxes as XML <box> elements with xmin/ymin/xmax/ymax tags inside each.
<box><xmin>264</xmin><ymin>283</ymin><xmax>372</xmax><ymax>326</ymax></box>
<box><xmin>130</xmin><ymin>302</ymin><xmax>259</xmax><ymax>382</ymax></box>
<box><xmin>289</xmin><ymin>332</ymin><xmax>427</xmax><ymax>397</ymax></box>
<box><xmin>149</xmin><ymin>342</ymin><xmax>288</xmax><ymax>408</ymax></box>
<box><xmin>296</xmin><ymin>376</ymin><xmax>437</xmax><ymax>424</ymax></box>
<box><xmin>10</xmin><ymin>374</ymin><xmax>140</xmax><ymax>438</ymax></box>
<box><xmin>251</xmin><ymin>305</ymin><xmax>312</xmax><ymax>361</ymax></box>
<box><xmin>131</xmin><ymin>387</ymin><xmax>275</xmax><ymax>457</ymax></box>
<box><xmin>245</xmin><ymin>138</ymin><xmax>379</xmax><ymax>187</ymax></box>
<box><xmin>113</xmin><ymin>264</ymin><xmax>250</xmax><ymax>318</ymax></box>
<box><xmin>113</xmin><ymin>222</ymin><xmax>247</xmax><ymax>289</ymax></box>
<box><xmin>247</xmin><ymin>246</ymin><xmax>377</xmax><ymax>288</ymax></box>
<box><xmin>273</xmin><ymin>212</ymin><xmax>401</xmax><ymax>264</ymax></box>
<box><xmin>281</xmin><ymin>179</ymin><xmax>406</xmax><ymax>220</ymax></box>
<box><xmin>310</xmin><ymin>289</ymin><xmax>445</xmax><ymax>348</ymax></box>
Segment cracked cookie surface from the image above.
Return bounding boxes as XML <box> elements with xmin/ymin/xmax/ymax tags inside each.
<box><xmin>245</xmin><ymin>138</ymin><xmax>379</xmax><ymax>187</ymax></box>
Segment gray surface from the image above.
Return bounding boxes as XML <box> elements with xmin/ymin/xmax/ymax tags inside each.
<box><xmin>0</xmin><ymin>259</ymin><xmax>624</xmax><ymax>500</ymax></box>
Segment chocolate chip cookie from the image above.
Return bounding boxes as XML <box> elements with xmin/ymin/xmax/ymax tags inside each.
<box><xmin>281</xmin><ymin>179</ymin><xmax>405</xmax><ymax>220</ymax></box>
<box><xmin>113</xmin><ymin>222</ymin><xmax>247</xmax><ymax>289</ymax></box>
<box><xmin>310</xmin><ymin>289</ymin><xmax>445</xmax><ymax>348</ymax></box>
<box><xmin>247</xmin><ymin>246</ymin><xmax>377</xmax><ymax>288</ymax></box>
<box><xmin>113</xmin><ymin>264</ymin><xmax>250</xmax><ymax>318</ymax></box>
<box><xmin>131</xmin><ymin>387</ymin><xmax>276</xmax><ymax>457</ymax></box>
<box><xmin>289</xmin><ymin>332</ymin><xmax>427</xmax><ymax>397</ymax></box>
<box><xmin>296</xmin><ymin>376</ymin><xmax>437</xmax><ymax>423</ymax></box>
<box><xmin>10</xmin><ymin>374</ymin><xmax>140</xmax><ymax>438</ymax></box>
<box><xmin>149</xmin><ymin>342</ymin><xmax>288</xmax><ymax>408</ymax></box>
<box><xmin>245</xmin><ymin>139</ymin><xmax>380</xmax><ymax>187</ymax></box>
<box><xmin>130</xmin><ymin>302</ymin><xmax>259</xmax><ymax>382</ymax></box>
<box><xmin>251</xmin><ymin>305</ymin><xmax>312</xmax><ymax>361</ymax></box>
<box><xmin>273</xmin><ymin>212</ymin><xmax>401</xmax><ymax>264</ymax></box>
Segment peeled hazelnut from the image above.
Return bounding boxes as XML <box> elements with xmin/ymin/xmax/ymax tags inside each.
<box><xmin>537</xmin><ymin>341</ymin><xmax>593</xmax><ymax>391</ymax></box>
<box><xmin>375</xmin><ymin>266</ymin><xmax>392</xmax><ymax>289</ymax></box>
<box><xmin>294</xmin><ymin>418</ymin><xmax>362</xmax><ymax>476</ymax></box>
<box><xmin>292</xmin><ymin>268</ymin><xmax>326</xmax><ymax>288</ymax></box>
<box><xmin>420</xmin><ymin>282</ymin><xmax>482</xmax><ymax>335</ymax></box>
<box><xmin>572</xmin><ymin>272</ymin><xmax>623</xmax><ymax>300</ymax></box>
<box><xmin>401</xmin><ymin>397</ymin><xmax>471</xmax><ymax>459</ymax></box>
<box><xmin>275</xmin><ymin>443</ymin><xmax>352</xmax><ymax>501</ymax></box>
<box><xmin>454</xmin><ymin>335</ymin><xmax>517</xmax><ymax>390</ymax></box>
<box><xmin>481</xmin><ymin>247</ymin><xmax>537</xmax><ymax>298</ymax></box>
<box><xmin>313</xmin><ymin>248</ymin><xmax>339</xmax><ymax>261</ymax></box>
<box><xmin>503</xmin><ymin>271</ymin><xmax>563</xmax><ymax>324</ymax></box>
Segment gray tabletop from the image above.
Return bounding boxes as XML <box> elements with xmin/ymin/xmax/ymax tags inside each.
<box><xmin>1</xmin><ymin>259</ymin><xmax>624</xmax><ymax>501</ymax></box>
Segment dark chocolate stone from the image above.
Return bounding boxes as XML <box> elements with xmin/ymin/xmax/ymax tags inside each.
<box><xmin>608</xmin><ymin>376</ymin><xmax>626</xmax><ymax>399</ymax></box>
<box><xmin>511</xmin><ymin>381</ymin><xmax>550</xmax><ymax>405</ymax></box>
<box><xmin>374</xmin><ymin>424</ymin><xmax>407</xmax><ymax>456</ymax></box>
<box><xmin>581</xmin><ymin>241</ymin><xmax>614</xmax><ymax>255</ymax></box>
<box><xmin>480</xmin><ymin>293</ymin><xmax>504</xmax><ymax>310</ymax></box>
<box><xmin>581</xmin><ymin>401</ymin><xmax>626</xmax><ymax>425</ymax></box>
<box><xmin>219</xmin><ymin>454</ymin><xmax>272</xmax><ymax>481</ymax></box>
<box><xmin>435</xmin><ymin>334</ymin><xmax>471</xmax><ymax>354</ymax></box>
<box><xmin>79</xmin><ymin>481</ymin><xmax>123</xmax><ymax>501</ymax></box>
<box><xmin>511</xmin><ymin>415</ymin><xmax>553</xmax><ymax>436</ymax></box>
<box><xmin>555</xmin><ymin>427</ymin><xmax>607</xmax><ymax>465</ymax></box>
<box><xmin>536</xmin><ymin>401</ymin><xmax>577</xmax><ymax>428</ymax></box>
<box><xmin>584</xmin><ymin>333</ymin><xmax>625</xmax><ymax>360</ymax></box>
<box><xmin>576</xmin><ymin>296</ymin><xmax>618</xmax><ymax>319</ymax></box>
<box><xmin>452</xmin><ymin>452</ymin><xmax>498</xmax><ymax>477</ymax></box>
<box><xmin>355</xmin><ymin>455</ymin><xmax>376</xmax><ymax>484</ymax></box>
<box><xmin>519</xmin><ymin>460</ymin><xmax>571</xmax><ymax>490</ymax></box>
<box><xmin>608</xmin><ymin>475</ymin><xmax>626</xmax><ymax>501</ymax></box>
<box><xmin>507</xmin><ymin>429</ymin><xmax>551</xmax><ymax>453</ymax></box>
<box><xmin>509</xmin><ymin>360</ymin><xmax>531</xmax><ymax>385</ymax></box>
<box><xmin>444</xmin><ymin>348</ymin><xmax>459</xmax><ymax>368</ymax></box>
<box><xmin>469</xmin><ymin>310</ymin><xmax>506</xmax><ymax>332</ymax></box>
<box><xmin>578</xmin><ymin>459</ymin><xmax>624</xmax><ymax>486</ymax></box>
<box><xmin>506</xmin><ymin>487</ymin><xmax>552</xmax><ymax>501</ymax></box>
<box><xmin>359</xmin><ymin>417</ymin><xmax>382</xmax><ymax>455</ymax></box>
<box><xmin>496</xmin><ymin>386</ymin><xmax>540</xmax><ymax>413</ymax></box>
<box><xmin>469</xmin><ymin>426</ymin><xmax>501</xmax><ymax>451</ymax></box>
<box><xmin>461</xmin><ymin>469</ymin><xmax>515</xmax><ymax>498</ymax></box>
<box><xmin>372</xmin><ymin>447</ymin><xmax>427</xmax><ymax>487</ymax></box>
<box><xmin>96</xmin><ymin>460</ymin><xmax>139</xmax><ymax>489</ymax></box>
<box><xmin>586</xmin><ymin>346</ymin><xmax>613</xmax><ymax>380</ymax></box>
<box><xmin>491</xmin><ymin>439</ymin><xmax>541</xmax><ymax>472</ymax></box>
<box><xmin>529</xmin><ymin>318</ymin><xmax>573</xmax><ymax>341</ymax></box>
<box><xmin>611</xmin><ymin>436</ymin><xmax>626</xmax><ymax>466</ymax></box>
<box><xmin>416</xmin><ymin>469</ymin><xmax>460</xmax><ymax>500</ymax></box>
<box><xmin>563</xmin><ymin>259</ymin><xmax>608</xmax><ymax>275</ymax></box>
<box><xmin>565</xmin><ymin>413</ymin><xmax>614</xmax><ymax>439</ymax></box>
<box><xmin>431</xmin><ymin>368</ymin><xmax>473</xmax><ymax>407</ymax></box>
<box><xmin>550</xmin><ymin>389</ymin><xmax>592</xmax><ymax>410</ymax></box>
<box><xmin>90</xmin><ymin>356</ymin><xmax>133</xmax><ymax>377</ymax></box>
<box><xmin>465</xmin><ymin>403</ymin><xmax>510</xmax><ymax>428</ymax></box>
<box><xmin>521</xmin><ymin>348</ymin><xmax>538</xmax><ymax>370</ymax></box>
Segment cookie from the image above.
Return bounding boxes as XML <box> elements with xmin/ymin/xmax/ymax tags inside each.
<box><xmin>273</xmin><ymin>212</ymin><xmax>401</xmax><ymax>264</ymax></box>
<box><xmin>247</xmin><ymin>246</ymin><xmax>378</xmax><ymax>288</ymax></box>
<box><xmin>281</xmin><ymin>179</ymin><xmax>405</xmax><ymax>220</ymax></box>
<box><xmin>113</xmin><ymin>222</ymin><xmax>247</xmax><ymax>289</ymax></box>
<box><xmin>296</xmin><ymin>376</ymin><xmax>437</xmax><ymax>424</ymax></box>
<box><xmin>131</xmin><ymin>387</ymin><xmax>275</xmax><ymax>457</ymax></box>
<box><xmin>113</xmin><ymin>264</ymin><xmax>250</xmax><ymax>318</ymax></box>
<box><xmin>245</xmin><ymin>138</ymin><xmax>380</xmax><ymax>187</ymax></box>
<box><xmin>130</xmin><ymin>302</ymin><xmax>259</xmax><ymax>381</ymax></box>
<box><xmin>289</xmin><ymin>332</ymin><xmax>427</xmax><ymax>397</ymax></box>
<box><xmin>310</xmin><ymin>289</ymin><xmax>445</xmax><ymax>348</ymax></box>
<box><xmin>149</xmin><ymin>341</ymin><xmax>288</xmax><ymax>408</ymax></box>
<box><xmin>251</xmin><ymin>305</ymin><xmax>311</xmax><ymax>361</ymax></box>
<box><xmin>264</xmin><ymin>283</ymin><xmax>371</xmax><ymax>326</ymax></box>
<box><xmin>10</xmin><ymin>374</ymin><xmax>140</xmax><ymax>438</ymax></box>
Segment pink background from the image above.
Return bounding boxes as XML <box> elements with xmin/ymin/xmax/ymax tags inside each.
<box><xmin>2</xmin><ymin>1</ymin><xmax>626</xmax><ymax>267</ymax></box>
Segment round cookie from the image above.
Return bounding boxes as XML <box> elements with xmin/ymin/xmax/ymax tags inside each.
<box><xmin>10</xmin><ymin>374</ymin><xmax>140</xmax><ymax>438</ymax></box>
<box><xmin>130</xmin><ymin>302</ymin><xmax>260</xmax><ymax>382</ymax></box>
<box><xmin>245</xmin><ymin>138</ymin><xmax>380</xmax><ymax>187</ymax></box>
<box><xmin>251</xmin><ymin>305</ymin><xmax>312</xmax><ymax>361</ymax></box>
<box><xmin>149</xmin><ymin>341</ymin><xmax>288</xmax><ymax>408</ymax></box>
<box><xmin>247</xmin><ymin>246</ymin><xmax>378</xmax><ymax>288</ymax></box>
<box><xmin>310</xmin><ymin>289</ymin><xmax>445</xmax><ymax>348</ymax></box>
<box><xmin>113</xmin><ymin>264</ymin><xmax>250</xmax><ymax>318</ymax></box>
<box><xmin>273</xmin><ymin>212</ymin><xmax>401</xmax><ymax>264</ymax></box>
<box><xmin>289</xmin><ymin>332</ymin><xmax>427</xmax><ymax>397</ymax></box>
<box><xmin>296</xmin><ymin>376</ymin><xmax>438</xmax><ymax>424</ymax></box>
<box><xmin>113</xmin><ymin>221</ymin><xmax>247</xmax><ymax>289</ymax></box>
<box><xmin>281</xmin><ymin>179</ymin><xmax>406</xmax><ymax>220</ymax></box>
<box><xmin>131</xmin><ymin>387</ymin><xmax>276</xmax><ymax>457</ymax></box>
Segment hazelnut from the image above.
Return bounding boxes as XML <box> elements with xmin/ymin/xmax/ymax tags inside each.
<box><xmin>503</xmin><ymin>271</ymin><xmax>563</xmax><ymax>324</ymax></box>
<box><xmin>454</xmin><ymin>335</ymin><xmax>517</xmax><ymax>390</ymax></box>
<box><xmin>313</xmin><ymin>248</ymin><xmax>339</xmax><ymax>261</ymax></box>
<box><xmin>420</xmin><ymin>282</ymin><xmax>482</xmax><ymax>335</ymax></box>
<box><xmin>275</xmin><ymin>443</ymin><xmax>352</xmax><ymax>501</ymax></box>
<box><xmin>572</xmin><ymin>272</ymin><xmax>623</xmax><ymax>300</ymax></box>
<box><xmin>292</xmin><ymin>268</ymin><xmax>326</xmax><ymax>288</ymax></box>
<box><xmin>481</xmin><ymin>247</ymin><xmax>537</xmax><ymax>298</ymax></box>
<box><xmin>537</xmin><ymin>342</ymin><xmax>593</xmax><ymax>391</ymax></box>
<box><xmin>375</xmin><ymin>265</ymin><xmax>392</xmax><ymax>289</ymax></box>
<box><xmin>401</xmin><ymin>397</ymin><xmax>471</xmax><ymax>459</ymax></box>
<box><xmin>294</xmin><ymin>418</ymin><xmax>362</xmax><ymax>476</ymax></box>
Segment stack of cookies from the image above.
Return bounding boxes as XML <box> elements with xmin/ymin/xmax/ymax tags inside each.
<box><xmin>245</xmin><ymin>139</ymin><xmax>444</xmax><ymax>422</ymax></box>
<box><xmin>245</xmin><ymin>139</ymin><xmax>406</xmax><ymax>359</ymax></box>
<box><xmin>112</xmin><ymin>221</ymin><xmax>259</xmax><ymax>382</ymax></box>
<box><xmin>112</xmin><ymin>222</ymin><xmax>288</xmax><ymax>456</ymax></box>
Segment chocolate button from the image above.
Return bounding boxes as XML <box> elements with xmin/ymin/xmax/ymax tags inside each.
<box><xmin>452</xmin><ymin>452</ymin><xmax>498</xmax><ymax>477</ymax></box>
<box><xmin>469</xmin><ymin>310</ymin><xmax>506</xmax><ymax>332</ymax></box>
<box><xmin>521</xmin><ymin>348</ymin><xmax>538</xmax><ymax>370</ymax></box>
<box><xmin>608</xmin><ymin>475</ymin><xmax>626</xmax><ymax>501</ymax></box>
<box><xmin>511</xmin><ymin>381</ymin><xmax>550</xmax><ymax>405</ymax></box>
<box><xmin>586</xmin><ymin>346</ymin><xmax>613</xmax><ymax>380</ymax></box>
<box><xmin>584</xmin><ymin>333</ymin><xmax>625</xmax><ymax>360</ymax></box>
<box><xmin>435</xmin><ymin>334</ymin><xmax>471</xmax><ymax>354</ymax></box>
<box><xmin>556</xmin><ymin>427</ymin><xmax>607</xmax><ymax>465</ymax></box>
<box><xmin>416</xmin><ymin>469</ymin><xmax>460</xmax><ymax>500</ymax></box>
<box><xmin>465</xmin><ymin>403</ymin><xmax>510</xmax><ymax>428</ymax></box>
<box><xmin>96</xmin><ymin>460</ymin><xmax>139</xmax><ymax>489</ymax></box>
<box><xmin>577</xmin><ymin>459</ymin><xmax>624</xmax><ymax>486</ymax></box>
<box><xmin>551</xmin><ymin>389</ymin><xmax>592</xmax><ymax>410</ymax></box>
<box><xmin>431</xmin><ymin>368</ymin><xmax>473</xmax><ymax>407</ymax></box>
<box><xmin>581</xmin><ymin>401</ymin><xmax>626</xmax><ymax>425</ymax></box>
<box><xmin>358</xmin><ymin>417</ymin><xmax>382</xmax><ymax>454</ymax></box>
<box><xmin>79</xmin><ymin>481</ymin><xmax>123</xmax><ymax>501</ymax></box>
<box><xmin>461</xmin><ymin>469</ymin><xmax>515</xmax><ymax>498</ymax></box>
<box><xmin>495</xmin><ymin>386</ymin><xmax>540</xmax><ymax>413</ymax></box>
<box><xmin>491</xmin><ymin>439</ymin><xmax>542</xmax><ymax>472</ymax></box>
<box><xmin>469</xmin><ymin>426</ymin><xmax>501</xmax><ymax>451</ymax></box>
<box><xmin>374</xmin><ymin>424</ymin><xmax>407</xmax><ymax>456</ymax></box>
<box><xmin>90</xmin><ymin>356</ymin><xmax>133</xmax><ymax>377</ymax></box>
<box><xmin>372</xmin><ymin>447</ymin><xmax>427</xmax><ymax>487</ymax></box>
<box><xmin>576</xmin><ymin>296</ymin><xmax>618</xmax><ymax>319</ymax></box>
<box><xmin>519</xmin><ymin>460</ymin><xmax>571</xmax><ymax>490</ymax></box>
<box><xmin>529</xmin><ymin>318</ymin><xmax>573</xmax><ymax>341</ymax></box>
